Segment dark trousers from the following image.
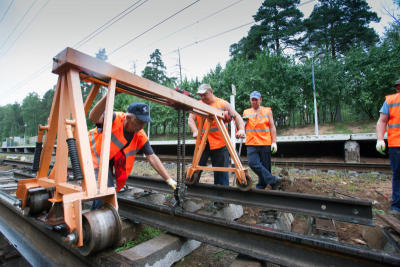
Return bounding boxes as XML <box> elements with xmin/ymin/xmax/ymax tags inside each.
<box><xmin>197</xmin><ymin>143</ymin><xmax>230</xmax><ymax>185</ymax></box>
<box><xmin>389</xmin><ymin>147</ymin><xmax>400</xmax><ymax>211</ymax></box>
<box><xmin>247</xmin><ymin>145</ymin><xmax>277</xmax><ymax>189</ymax></box>
<box><xmin>91</xmin><ymin>161</ymin><xmax>115</xmax><ymax>210</ymax></box>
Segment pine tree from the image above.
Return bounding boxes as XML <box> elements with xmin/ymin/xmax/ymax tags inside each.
<box><xmin>230</xmin><ymin>0</ymin><xmax>304</xmax><ymax>57</ymax></box>
<box><xmin>303</xmin><ymin>0</ymin><xmax>380</xmax><ymax>58</ymax></box>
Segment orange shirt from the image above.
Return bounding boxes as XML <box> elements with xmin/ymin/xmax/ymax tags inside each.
<box><xmin>243</xmin><ymin>107</ymin><xmax>272</xmax><ymax>146</ymax></box>
<box><xmin>195</xmin><ymin>97</ymin><xmax>228</xmax><ymax>150</ymax></box>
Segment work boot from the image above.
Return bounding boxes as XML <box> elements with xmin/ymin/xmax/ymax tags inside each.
<box><xmin>389</xmin><ymin>209</ymin><xmax>400</xmax><ymax>219</ymax></box>
<box><xmin>270</xmin><ymin>176</ymin><xmax>282</xmax><ymax>190</ymax></box>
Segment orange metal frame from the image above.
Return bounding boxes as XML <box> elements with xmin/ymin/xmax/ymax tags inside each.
<box><xmin>16</xmin><ymin>47</ymin><xmax>249</xmax><ymax>248</ymax></box>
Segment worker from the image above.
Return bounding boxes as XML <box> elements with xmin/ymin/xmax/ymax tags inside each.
<box><xmin>243</xmin><ymin>91</ymin><xmax>281</xmax><ymax>190</ymax></box>
<box><xmin>188</xmin><ymin>83</ymin><xmax>246</xmax><ymax>187</ymax></box>
<box><xmin>89</xmin><ymin>96</ymin><xmax>177</xmax><ymax>209</ymax></box>
<box><xmin>376</xmin><ymin>79</ymin><xmax>400</xmax><ymax>218</ymax></box>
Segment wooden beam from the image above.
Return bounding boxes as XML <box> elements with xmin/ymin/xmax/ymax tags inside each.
<box><xmin>52</xmin><ymin>47</ymin><xmax>223</xmax><ymax>118</ymax></box>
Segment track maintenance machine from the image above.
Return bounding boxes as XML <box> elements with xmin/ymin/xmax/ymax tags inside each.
<box><xmin>15</xmin><ymin>47</ymin><xmax>251</xmax><ymax>255</ymax></box>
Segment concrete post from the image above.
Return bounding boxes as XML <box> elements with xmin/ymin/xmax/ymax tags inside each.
<box><xmin>344</xmin><ymin>141</ymin><xmax>360</xmax><ymax>163</ymax></box>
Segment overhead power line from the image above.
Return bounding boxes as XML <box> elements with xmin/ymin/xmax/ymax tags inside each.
<box><xmin>0</xmin><ymin>0</ymin><xmax>38</xmax><ymax>52</ymax></box>
<box><xmin>73</xmin><ymin>0</ymin><xmax>149</xmax><ymax>49</ymax></box>
<box><xmin>0</xmin><ymin>0</ymin><xmax>14</xmax><ymax>26</ymax></box>
<box><xmin>143</xmin><ymin>0</ymin><xmax>244</xmax><ymax>51</ymax></box>
<box><xmin>7</xmin><ymin>0</ymin><xmax>150</xmax><ymax>93</ymax></box>
<box><xmin>0</xmin><ymin>0</ymin><xmax>51</xmax><ymax>58</ymax></box>
<box><xmin>109</xmin><ymin>0</ymin><xmax>200</xmax><ymax>56</ymax></box>
<box><xmin>169</xmin><ymin>21</ymin><xmax>254</xmax><ymax>54</ymax></box>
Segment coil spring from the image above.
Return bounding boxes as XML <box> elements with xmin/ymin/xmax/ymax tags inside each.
<box><xmin>32</xmin><ymin>142</ymin><xmax>43</xmax><ymax>172</ymax></box>
<box><xmin>66</xmin><ymin>138</ymin><xmax>83</xmax><ymax>180</ymax></box>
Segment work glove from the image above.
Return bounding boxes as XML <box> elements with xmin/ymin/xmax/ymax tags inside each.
<box><xmin>236</xmin><ymin>129</ymin><xmax>245</xmax><ymax>138</ymax></box>
<box><xmin>271</xmin><ymin>142</ymin><xmax>278</xmax><ymax>154</ymax></box>
<box><xmin>376</xmin><ymin>140</ymin><xmax>386</xmax><ymax>155</ymax></box>
<box><xmin>166</xmin><ymin>178</ymin><xmax>177</xmax><ymax>190</ymax></box>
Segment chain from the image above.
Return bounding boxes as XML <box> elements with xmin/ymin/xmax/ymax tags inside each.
<box><xmin>182</xmin><ymin>110</ymin><xmax>186</xmax><ymax>181</ymax></box>
<box><xmin>177</xmin><ymin>109</ymin><xmax>182</xmax><ymax>185</ymax></box>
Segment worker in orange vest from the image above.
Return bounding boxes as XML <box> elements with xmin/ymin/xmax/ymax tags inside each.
<box><xmin>243</xmin><ymin>91</ymin><xmax>281</xmax><ymax>190</ymax></box>
<box><xmin>89</xmin><ymin>96</ymin><xmax>177</xmax><ymax>209</ymax></box>
<box><xmin>376</xmin><ymin>79</ymin><xmax>400</xmax><ymax>218</ymax></box>
<box><xmin>188</xmin><ymin>84</ymin><xmax>245</xmax><ymax>187</ymax></box>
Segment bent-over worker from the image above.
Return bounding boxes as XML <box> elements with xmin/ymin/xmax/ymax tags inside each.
<box><xmin>89</xmin><ymin>96</ymin><xmax>177</xmax><ymax>209</ymax></box>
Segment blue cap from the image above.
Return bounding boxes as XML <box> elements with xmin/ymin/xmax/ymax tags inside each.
<box><xmin>250</xmin><ymin>91</ymin><xmax>261</xmax><ymax>99</ymax></box>
<box><xmin>126</xmin><ymin>103</ymin><xmax>152</xmax><ymax>122</ymax></box>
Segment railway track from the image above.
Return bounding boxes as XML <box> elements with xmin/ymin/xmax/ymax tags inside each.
<box><xmin>1</xmin><ymin>154</ymin><xmax>392</xmax><ymax>174</ymax></box>
<box><xmin>0</xmin><ymin>160</ymin><xmax>399</xmax><ymax>266</ymax></box>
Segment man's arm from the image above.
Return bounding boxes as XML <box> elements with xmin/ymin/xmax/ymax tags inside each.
<box><xmin>376</xmin><ymin>113</ymin><xmax>389</xmax><ymax>140</ymax></box>
<box><xmin>145</xmin><ymin>153</ymin><xmax>171</xmax><ymax>181</ymax></box>
<box><xmin>88</xmin><ymin>95</ymin><xmax>107</xmax><ymax>124</ymax></box>
<box><xmin>224</xmin><ymin>102</ymin><xmax>245</xmax><ymax>138</ymax></box>
<box><xmin>188</xmin><ymin>113</ymin><xmax>198</xmax><ymax>138</ymax></box>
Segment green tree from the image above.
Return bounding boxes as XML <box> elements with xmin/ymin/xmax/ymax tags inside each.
<box><xmin>21</xmin><ymin>92</ymin><xmax>42</xmax><ymax>136</ymax></box>
<box><xmin>230</xmin><ymin>0</ymin><xmax>304</xmax><ymax>57</ymax></box>
<box><xmin>141</xmin><ymin>49</ymin><xmax>177</xmax><ymax>135</ymax></box>
<box><xmin>303</xmin><ymin>0</ymin><xmax>380</xmax><ymax>58</ymax></box>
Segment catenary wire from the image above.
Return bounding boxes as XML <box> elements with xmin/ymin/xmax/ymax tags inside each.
<box><xmin>0</xmin><ymin>0</ymin><xmax>38</xmax><ymax>52</ymax></box>
<box><xmin>0</xmin><ymin>0</ymin><xmax>51</xmax><ymax>58</ymax></box>
<box><xmin>108</xmin><ymin>0</ymin><xmax>200</xmax><ymax>56</ymax></box>
<box><xmin>0</xmin><ymin>0</ymin><xmax>14</xmax><ymax>26</ymax></box>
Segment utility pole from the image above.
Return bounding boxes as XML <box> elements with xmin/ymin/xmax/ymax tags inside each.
<box><xmin>177</xmin><ymin>48</ymin><xmax>183</xmax><ymax>83</ymax></box>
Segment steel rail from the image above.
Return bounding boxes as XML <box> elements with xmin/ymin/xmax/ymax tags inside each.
<box><xmin>0</xmin><ymin>191</ymin><xmax>91</xmax><ymax>267</ymax></box>
<box><xmin>1</xmin><ymin>157</ymin><xmax>392</xmax><ymax>173</ymax></box>
<box><xmin>126</xmin><ymin>175</ymin><xmax>374</xmax><ymax>226</ymax></box>
<box><xmin>1</xmin><ymin>158</ymin><xmax>374</xmax><ymax>226</ymax></box>
<box><xmin>118</xmin><ymin>196</ymin><xmax>400</xmax><ymax>267</ymax></box>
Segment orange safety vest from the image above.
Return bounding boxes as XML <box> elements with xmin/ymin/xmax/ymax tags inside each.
<box><xmin>88</xmin><ymin>112</ymin><xmax>148</xmax><ymax>177</ymax></box>
<box><xmin>196</xmin><ymin>97</ymin><xmax>228</xmax><ymax>150</ymax></box>
<box><xmin>386</xmin><ymin>93</ymin><xmax>400</xmax><ymax>147</ymax></box>
<box><xmin>243</xmin><ymin>106</ymin><xmax>272</xmax><ymax>146</ymax></box>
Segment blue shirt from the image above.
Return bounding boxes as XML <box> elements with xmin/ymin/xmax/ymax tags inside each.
<box><xmin>380</xmin><ymin>101</ymin><xmax>389</xmax><ymax>115</ymax></box>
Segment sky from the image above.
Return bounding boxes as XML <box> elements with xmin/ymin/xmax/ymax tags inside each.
<box><xmin>0</xmin><ymin>0</ymin><xmax>397</xmax><ymax>106</ymax></box>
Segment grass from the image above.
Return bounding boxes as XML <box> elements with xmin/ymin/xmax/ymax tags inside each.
<box><xmin>115</xmin><ymin>226</ymin><xmax>165</xmax><ymax>252</ymax></box>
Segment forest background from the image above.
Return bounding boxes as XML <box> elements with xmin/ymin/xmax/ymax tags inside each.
<box><xmin>1</xmin><ymin>0</ymin><xmax>400</xmax><ymax>144</ymax></box>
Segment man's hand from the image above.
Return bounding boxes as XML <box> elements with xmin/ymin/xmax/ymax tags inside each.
<box><xmin>271</xmin><ymin>142</ymin><xmax>277</xmax><ymax>154</ymax></box>
<box><xmin>192</xmin><ymin>130</ymin><xmax>198</xmax><ymax>138</ymax></box>
<box><xmin>376</xmin><ymin>140</ymin><xmax>386</xmax><ymax>155</ymax></box>
<box><xmin>236</xmin><ymin>129</ymin><xmax>245</xmax><ymax>138</ymax></box>
<box><xmin>166</xmin><ymin>178</ymin><xmax>177</xmax><ymax>190</ymax></box>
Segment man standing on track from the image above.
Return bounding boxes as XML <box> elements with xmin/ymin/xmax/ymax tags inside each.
<box><xmin>188</xmin><ymin>83</ymin><xmax>245</xmax><ymax>186</ymax></box>
<box><xmin>243</xmin><ymin>91</ymin><xmax>281</xmax><ymax>190</ymax></box>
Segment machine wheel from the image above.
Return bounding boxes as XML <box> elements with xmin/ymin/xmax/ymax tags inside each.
<box><xmin>185</xmin><ymin>171</ymin><xmax>199</xmax><ymax>185</ymax></box>
<box><xmin>78</xmin><ymin>203</ymin><xmax>122</xmax><ymax>256</ymax></box>
<box><xmin>28</xmin><ymin>189</ymin><xmax>51</xmax><ymax>215</ymax></box>
<box><xmin>236</xmin><ymin>174</ymin><xmax>253</xmax><ymax>191</ymax></box>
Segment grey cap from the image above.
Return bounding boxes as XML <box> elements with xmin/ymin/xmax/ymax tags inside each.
<box><xmin>395</xmin><ymin>79</ymin><xmax>400</xmax><ymax>86</ymax></box>
<box><xmin>197</xmin><ymin>84</ymin><xmax>212</xmax><ymax>95</ymax></box>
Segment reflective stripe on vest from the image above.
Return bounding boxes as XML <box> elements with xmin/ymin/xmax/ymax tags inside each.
<box><xmin>386</xmin><ymin>93</ymin><xmax>400</xmax><ymax>147</ymax></box>
<box><xmin>90</xmin><ymin>130</ymin><xmax>100</xmax><ymax>166</ymax></box>
<box><xmin>126</xmin><ymin>149</ymin><xmax>140</xmax><ymax>157</ymax></box>
<box><xmin>111</xmin><ymin>133</ymin><xmax>124</xmax><ymax>150</ymax></box>
<box><xmin>246</xmin><ymin>128</ymin><xmax>270</xmax><ymax>133</ymax></box>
